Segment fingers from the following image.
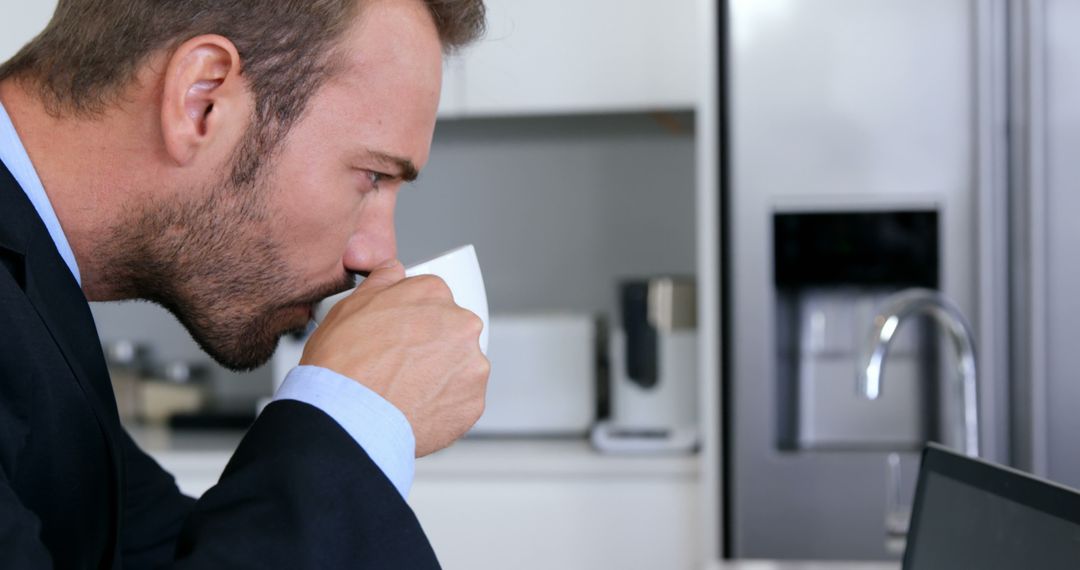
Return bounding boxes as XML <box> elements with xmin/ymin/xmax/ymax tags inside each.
<box><xmin>304</xmin><ymin>257</ymin><xmax>489</xmax><ymax>459</ymax></box>
<box><xmin>400</xmin><ymin>274</ymin><xmax>453</xmax><ymax>302</ymax></box>
<box><xmin>329</xmin><ymin>267</ymin><xmax>456</xmax><ymax>327</ymax></box>
<box><xmin>356</xmin><ymin>259</ymin><xmax>406</xmax><ymax>293</ymax></box>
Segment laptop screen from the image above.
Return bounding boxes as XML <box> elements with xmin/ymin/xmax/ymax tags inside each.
<box><xmin>904</xmin><ymin>444</ymin><xmax>1080</xmax><ymax>569</ymax></box>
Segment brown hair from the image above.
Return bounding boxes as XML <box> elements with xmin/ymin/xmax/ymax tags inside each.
<box><xmin>0</xmin><ymin>0</ymin><xmax>484</xmax><ymax>184</ymax></box>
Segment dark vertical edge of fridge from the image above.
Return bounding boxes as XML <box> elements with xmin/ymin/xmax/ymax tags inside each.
<box><xmin>718</xmin><ymin>0</ymin><xmax>734</xmax><ymax>559</ymax></box>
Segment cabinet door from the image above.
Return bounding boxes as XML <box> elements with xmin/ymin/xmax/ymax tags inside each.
<box><xmin>410</xmin><ymin>475</ymin><xmax>700</xmax><ymax>570</ymax></box>
<box><xmin>457</xmin><ymin>0</ymin><xmax>698</xmax><ymax>116</ymax></box>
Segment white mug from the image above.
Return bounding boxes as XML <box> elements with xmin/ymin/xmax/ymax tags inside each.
<box><xmin>404</xmin><ymin>244</ymin><xmax>489</xmax><ymax>354</ymax></box>
<box><xmin>315</xmin><ymin>245</ymin><xmax>489</xmax><ymax>354</ymax></box>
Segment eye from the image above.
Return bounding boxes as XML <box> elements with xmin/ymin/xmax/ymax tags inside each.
<box><xmin>367</xmin><ymin>171</ymin><xmax>391</xmax><ymax>191</ymax></box>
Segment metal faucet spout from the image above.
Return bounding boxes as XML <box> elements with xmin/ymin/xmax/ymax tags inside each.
<box><xmin>857</xmin><ymin>288</ymin><xmax>979</xmax><ymax>458</ymax></box>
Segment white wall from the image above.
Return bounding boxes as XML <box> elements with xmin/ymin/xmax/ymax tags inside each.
<box><xmin>398</xmin><ymin>114</ymin><xmax>696</xmax><ymax>317</ymax></box>
<box><xmin>0</xmin><ymin>1</ymin><xmax>55</xmax><ymax>60</ymax></box>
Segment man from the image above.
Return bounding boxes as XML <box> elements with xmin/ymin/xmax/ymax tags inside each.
<box><xmin>0</xmin><ymin>0</ymin><xmax>489</xmax><ymax>567</ymax></box>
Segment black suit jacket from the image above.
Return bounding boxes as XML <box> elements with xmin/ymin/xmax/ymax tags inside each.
<box><xmin>0</xmin><ymin>161</ymin><xmax>441</xmax><ymax>569</ymax></box>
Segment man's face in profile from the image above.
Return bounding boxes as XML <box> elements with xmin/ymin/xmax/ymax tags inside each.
<box><xmin>121</xmin><ymin>0</ymin><xmax>443</xmax><ymax>370</ymax></box>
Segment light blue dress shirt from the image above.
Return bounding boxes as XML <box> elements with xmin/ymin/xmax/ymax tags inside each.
<box><xmin>0</xmin><ymin>101</ymin><xmax>415</xmax><ymax>498</ymax></box>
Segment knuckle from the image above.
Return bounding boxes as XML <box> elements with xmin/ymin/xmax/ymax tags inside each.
<box><xmin>455</xmin><ymin>310</ymin><xmax>484</xmax><ymax>338</ymax></box>
<box><xmin>414</xmin><ymin>275</ymin><xmax>451</xmax><ymax>297</ymax></box>
<box><xmin>467</xmin><ymin>312</ymin><xmax>484</xmax><ymax>336</ymax></box>
<box><xmin>475</xmin><ymin>356</ymin><xmax>491</xmax><ymax>379</ymax></box>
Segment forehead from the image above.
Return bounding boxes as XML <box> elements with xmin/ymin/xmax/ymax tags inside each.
<box><xmin>307</xmin><ymin>0</ymin><xmax>443</xmax><ymax>168</ymax></box>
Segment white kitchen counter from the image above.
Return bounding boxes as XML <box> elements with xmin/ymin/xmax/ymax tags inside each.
<box><xmin>130</xmin><ymin>427</ymin><xmax>701</xmax><ymax>493</ymax></box>
<box><xmin>131</xmin><ymin>427</ymin><xmax>704</xmax><ymax>569</ymax></box>
<box><xmin>130</xmin><ymin>427</ymin><xmax>897</xmax><ymax>570</ymax></box>
<box><xmin>417</xmin><ymin>437</ymin><xmax>699</xmax><ymax>477</ymax></box>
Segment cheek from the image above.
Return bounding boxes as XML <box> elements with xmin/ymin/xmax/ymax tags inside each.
<box><xmin>268</xmin><ymin>179</ymin><xmax>364</xmax><ymax>272</ymax></box>
<box><xmin>289</xmin><ymin>161</ymin><xmax>360</xmax><ymax>221</ymax></box>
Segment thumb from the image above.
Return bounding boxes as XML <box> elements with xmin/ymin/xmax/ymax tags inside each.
<box><xmin>356</xmin><ymin>259</ymin><xmax>405</xmax><ymax>292</ymax></box>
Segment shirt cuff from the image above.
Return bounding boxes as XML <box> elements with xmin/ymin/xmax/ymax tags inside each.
<box><xmin>271</xmin><ymin>365</ymin><xmax>416</xmax><ymax>498</ymax></box>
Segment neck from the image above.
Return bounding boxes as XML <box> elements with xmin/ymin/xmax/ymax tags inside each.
<box><xmin>0</xmin><ymin>78</ymin><xmax>167</xmax><ymax>302</ymax></box>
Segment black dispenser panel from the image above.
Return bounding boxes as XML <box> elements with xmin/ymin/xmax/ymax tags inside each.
<box><xmin>774</xmin><ymin>211</ymin><xmax>939</xmax><ymax>288</ymax></box>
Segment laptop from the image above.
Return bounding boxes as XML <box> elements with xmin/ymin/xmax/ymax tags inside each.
<box><xmin>903</xmin><ymin>443</ymin><xmax>1080</xmax><ymax>569</ymax></box>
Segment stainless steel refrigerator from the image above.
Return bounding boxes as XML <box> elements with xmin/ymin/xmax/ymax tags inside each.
<box><xmin>719</xmin><ymin>0</ymin><xmax>1080</xmax><ymax>560</ymax></box>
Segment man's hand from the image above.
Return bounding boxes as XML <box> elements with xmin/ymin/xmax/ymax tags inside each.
<box><xmin>299</xmin><ymin>260</ymin><xmax>490</xmax><ymax>457</ymax></box>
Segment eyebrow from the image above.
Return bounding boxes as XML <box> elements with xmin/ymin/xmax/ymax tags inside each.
<box><xmin>364</xmin><ymin>149</ymin><xmax>420</xmax><ymax>182</ymax></box>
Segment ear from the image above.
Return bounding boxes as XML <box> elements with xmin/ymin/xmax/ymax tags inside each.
<box><xmin>160</xmin><ymin>35</ymin><xmax>247</xmax><ymax>167</ymax></box>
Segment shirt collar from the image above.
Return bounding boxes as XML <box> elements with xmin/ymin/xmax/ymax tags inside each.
<box><xmin>0</xmin><ymin>100</ymin><xmax>82</xmax><ymax>286</ymax></box>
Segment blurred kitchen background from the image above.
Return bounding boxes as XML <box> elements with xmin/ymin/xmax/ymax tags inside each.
<box><xmin>9</xmin><ymin>0</ymin><xmax>1080</xmax><ymax>568</ymax></box>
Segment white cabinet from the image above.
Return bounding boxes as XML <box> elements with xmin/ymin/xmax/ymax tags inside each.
<box><xmin>410</xmin><ymin>440</ymin><xmax>701</xmax><ymax>570</ymax></box>
<box><xmin>439</xmin><ymin>0</ymin><xmax>699</xmax><ymax>117</ymax></box>
<box><xmin>1</xmin><ymin>1</ymin><xmax>697</xmax><ymax>118</ymax></box>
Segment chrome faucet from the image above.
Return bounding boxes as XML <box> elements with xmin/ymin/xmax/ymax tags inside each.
<box><xmin>858</xmin><ymin>288</ymin><xmax>979</xmax><ymax>458</ymax></box>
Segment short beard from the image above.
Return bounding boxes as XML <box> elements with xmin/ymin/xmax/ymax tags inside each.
<box><xmin>102</xmin><ymin>177</ymin><xmax>352</xmax><ymax>371</ymax></box>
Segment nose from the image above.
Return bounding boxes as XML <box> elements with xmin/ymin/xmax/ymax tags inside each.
<box><xmin>342</xmin><ymin>192</ymin><xmax>398</xmax><ymax>274</ymax></box>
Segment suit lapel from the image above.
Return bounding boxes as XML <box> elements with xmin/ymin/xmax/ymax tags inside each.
<box><xmin>0</xmin><ymin>161</ymin><xmax>123</xmax><ymax>513</ymax></box>
<box><xmin>23</xmin><ymin>234</ymin><xmax>122</xmax><ymax>431</ymax></box>
<box><xmin>0</xmin><ymin>163</ymin><xmax>30</xmax><ymax>260</ymax></box>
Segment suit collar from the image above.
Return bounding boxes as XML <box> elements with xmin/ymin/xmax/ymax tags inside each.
<box><xmin>0</xmin><ymin>161</ymin><xmax>33</xmax><ymax>256</ymax></box>
<box><xmin>1</xmin><ymin>159</ymin><xmax>120</xmax><ymax>417</ymax></box>
<box><xmin>0</xmin><ymin>101</ymin><xmax>83</xmax><ymax>284</ymax></box>
<box><xmin>0</xmin><ymin>158</ymin><xmax>122</xmax><ymax>484</ymax></box>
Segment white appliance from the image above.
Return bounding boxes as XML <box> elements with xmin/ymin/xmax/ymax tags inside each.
<box><xmin>274</xmin><ymin>313</ymin><xmax>598</xmax><ymax>436</ymax></box>
<box><xmin>470</xmin><ymin>314</ymin><xmax>597</xmax><ymax>436</ymax></box>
